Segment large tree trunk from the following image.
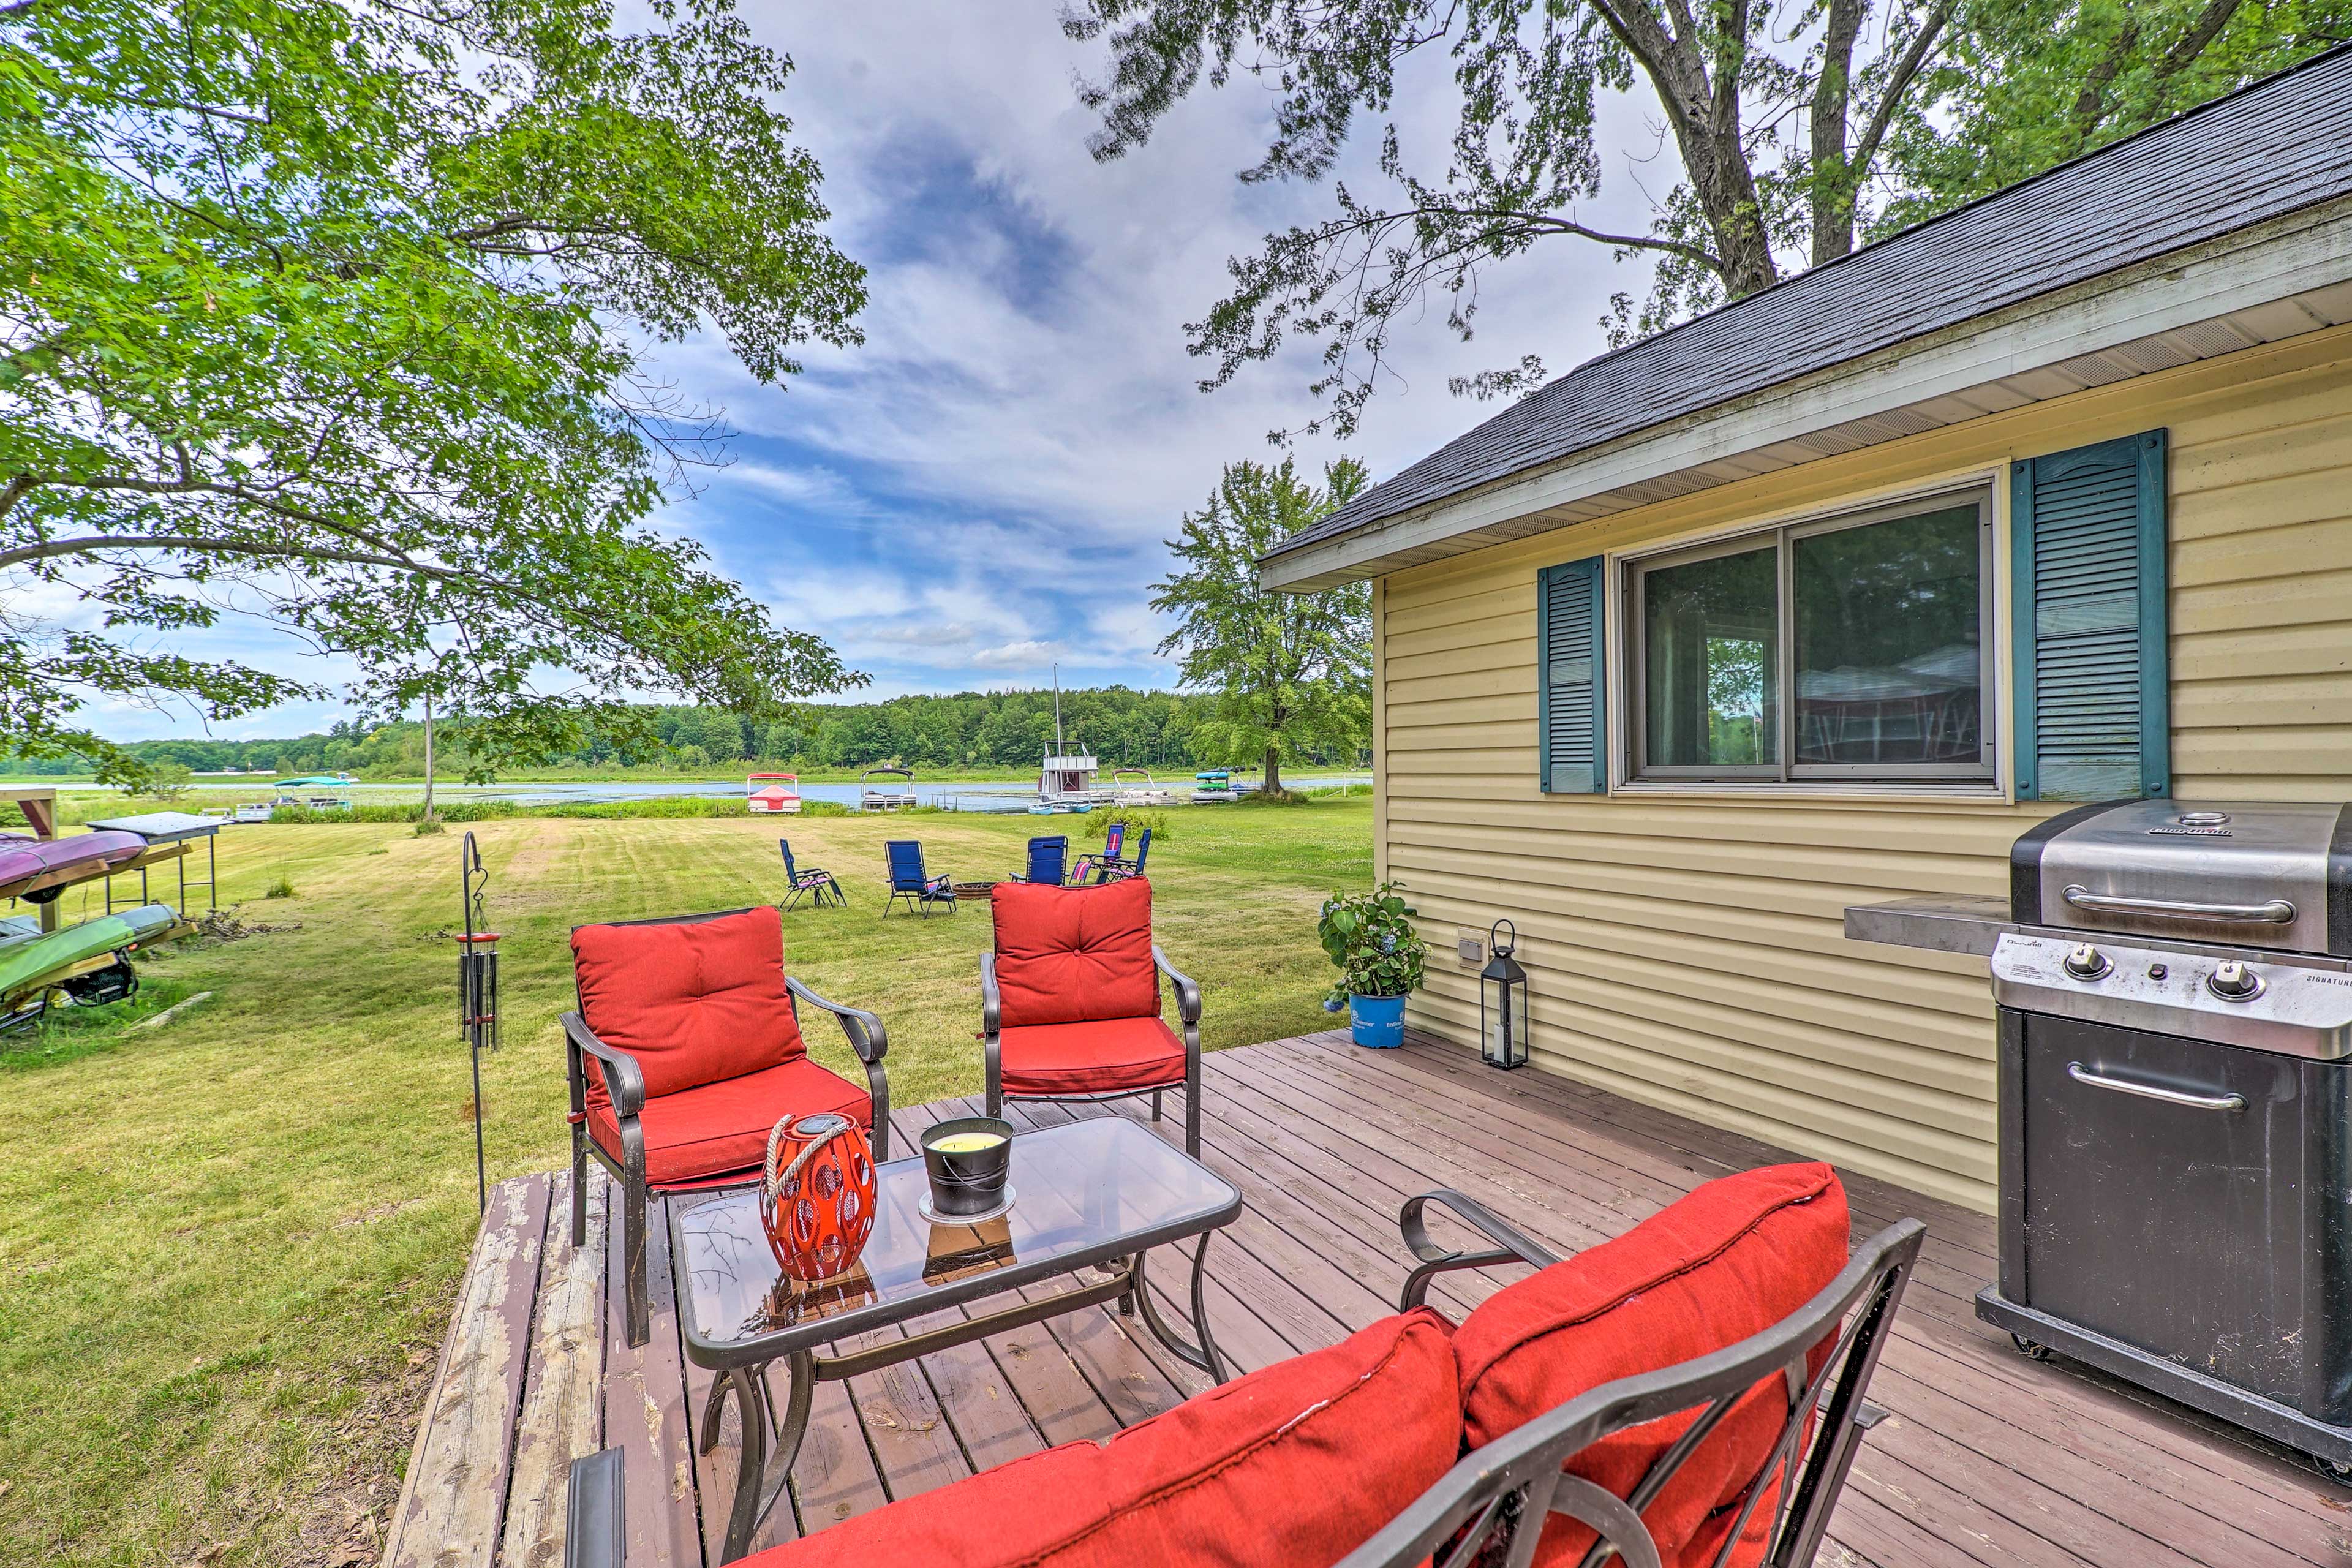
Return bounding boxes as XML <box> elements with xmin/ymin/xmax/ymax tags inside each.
<box><xmin>1809</xmin><ymin>0</ymin><xmax>1866</xmax><ymax>265</ymax></box>
<box><xmin>1263</xmin><ymin>742</ymin><xmax>1283</xmax><ymax>797</ymax></box>
<box><xmin>422</xmin><ymin>696</ymin><xmax>435</xmax><ymax>822</ymax></box>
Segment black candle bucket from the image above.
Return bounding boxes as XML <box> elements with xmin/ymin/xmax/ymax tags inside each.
<box><xmin>921</xmin><ymin>1117</ymin><xmax>1014</xmax><ymax>1218</ymax></box>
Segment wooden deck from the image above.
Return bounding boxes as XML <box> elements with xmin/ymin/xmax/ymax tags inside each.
<box><xmin>385</xmin><ymin>1030</ymin><xmax>2352</xmax><ymax>1568</ymax></box>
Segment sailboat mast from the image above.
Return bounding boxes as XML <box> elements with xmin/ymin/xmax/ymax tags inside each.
<box><xmin>1053</xmin><ymin>662</ymin><xmax>1063</xmax><ymax>754</ymax></box>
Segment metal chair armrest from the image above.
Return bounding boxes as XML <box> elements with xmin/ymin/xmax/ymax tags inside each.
<box><xmin>1153</xmin><ymin>945</ymin><xmax>1202</xmax><ymax>1027</ymax></box>
<box><xmin>562</xmin><ymin>1011</ymin><xmax>647</xmax><ymax>1119</ymax></box>
<box><xmin>979</xmin><ymin>950</ymin><xmax>1001</xmax><ymax>1037</ymax></box>
<box><xmin>786</xmin><ymin>975</ymin><xmax>889</xmax><ymax>1065</ymax></box>
<box><xmin>564</xmin><ymin>1447</ymin><xmax>625</xmax><ymax>1568</ymax></box>
<box><xmin>1395</xmin><ymin>1188</ymin><xmax>1564</xmax><ymax>1310</ymax></box>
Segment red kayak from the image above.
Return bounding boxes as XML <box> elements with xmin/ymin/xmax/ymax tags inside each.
<box><xmin>0</xmin><ymin>831</ymin><xmax>150</xmax><ymax>904</ymax></box>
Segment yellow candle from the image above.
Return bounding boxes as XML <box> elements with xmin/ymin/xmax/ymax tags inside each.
<box><xmin>930</xmin><ymin>1132</ymin><xmax>1006</xmax><ymax>1154</ymax></box>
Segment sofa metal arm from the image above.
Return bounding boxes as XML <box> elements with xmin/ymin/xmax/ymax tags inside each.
<box><xmin>562</xmin><ymin>1011</ymin><xmax>647</xmax><ymax>1120</ymax></box>
<box><xmin>1396</xmin><ymin>1188</ymin><xmax>1563</xmax><ymax>1310</ymax></box>
<box><xmin>788</xmin><ymin>976</ymin><xmax>888</xmax><ymax>1065</ymax></box>
<box><xmin>979</xmin><ymin>951</ymin><xmax>1001</xmax><ymax>1038</ymax></box>
<box><xmin>564</xmin><ymin>1447</ymin><xmax>624</xmax><ymax>1568</ymax></box>
<box><xmin>1344</xmin><ymin>1218</ymin><xmax>1927</xmax><ymax>1568</ymax></box>
<box><xmin>1152</xmin><ymin>946</ymin><xmax>1202</xmax><ymax>1027</ymax></box>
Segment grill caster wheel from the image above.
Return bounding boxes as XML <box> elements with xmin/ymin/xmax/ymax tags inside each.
<box><xmin>2318</xmin><ymin>1457</ymin><xmax>2352</xmax><ymax>1485</ymax></box>
<box><xmin>2010</xmin><ymin>1333</ymin><xmax>2054</xmax><ymax>1362</ymax></box>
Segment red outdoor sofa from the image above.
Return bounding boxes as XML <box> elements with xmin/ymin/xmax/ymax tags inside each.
<box><xmin>982</xmin><ymin>875</ymin><xmax>1202</xmax><ymax>1156</ymax></box>
<box><xmin>566</xmin><ymin>1163</ymin><xmax>1922</xmax><ymax>1568</ymax></box>
<box><xmin>564</xmin><ymin>906</ymin><xmax>890</xmax><ymax>1347</ymax></box>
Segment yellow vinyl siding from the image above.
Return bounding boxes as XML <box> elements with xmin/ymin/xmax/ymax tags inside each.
<box><xmin>1382</xmin><ymin>322</ymin><xmax>2352</xmax><ymax>1211</ymax></box>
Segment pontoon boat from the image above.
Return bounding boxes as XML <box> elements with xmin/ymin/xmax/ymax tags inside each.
<box><xmin>859</xmin><ymin>767</ymin><xmax>918</xmax><ymax>812</ymax></box>
<box><xmin>1112</xmin><ymin>768</ymin><xmax>1179</xmax><ymax>807</ymax></box>
<box><xmin>747</xmin><ymin>773</ymin><xmax>802</xmax><ymax>815</ymax></box>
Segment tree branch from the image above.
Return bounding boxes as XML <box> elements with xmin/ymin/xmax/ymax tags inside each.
<box><xmin>2070</xmin><ymin>12</ymin><xmax>2143</xmax><ymax>140</ymax></box>
<box><xmin>2154</xmin><ymin>0</ymin><xmax>2247</xmax><ymax>86</ymax></box>
<box><xmin>0</xmin><ymin>532</ymin><xmax>467</xmax><ymax>578</ymax></box>
<box><xmin>1851</xmin><ymin>0</ymin><xmax>1956</xmax><ymax>175</ymax></box>
<box><xmin>1502</xmin><ymin>211</ymin><xmax>1724</xmax><ymax>271</ymax></box>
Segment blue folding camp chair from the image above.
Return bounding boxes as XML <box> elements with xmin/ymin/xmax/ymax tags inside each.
<box><xmin>1101</xmin><ymin>826</ymin><xmax>1152</xmax><ymax>883</ymax></box>
<box><xmin>1071</xmin><ymin>820</ymin><xmax>1126</xmax><ymax>885</ymax></box>
<box><xmin>1012</xmin><ymin>835</ymin><xmax>1067</xmax><ymax>886</ymax></box>
<box><xmin>779</xmin><ymin>839</ymin><xmax>844</xmax><ymax>911</ymax></box>
<box><xmin>883</xmin><ymin>839</ymin><xmax>956</xmax><ymax>917</ymax></box>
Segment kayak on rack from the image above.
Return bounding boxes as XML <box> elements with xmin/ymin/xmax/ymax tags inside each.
<box><xmin>0</xmin><ymin>903</ymin><xmax>178</xmax><ymax>1005</ymax></box>
<box><xmin>0</xmin><ymin>831</ymin><xmax>149</xmax><ymax>904</ymax></box>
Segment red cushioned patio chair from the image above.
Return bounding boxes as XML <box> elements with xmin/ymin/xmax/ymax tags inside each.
<box><xmin>981</xmin><ymin>876</ymin><xmax>1201</xmax><ymax>1156</ymax></box>
<box><xmin>564</xmin><ymin>905</ymin><xmax>889</xmax><ymax>1346</ymax></box>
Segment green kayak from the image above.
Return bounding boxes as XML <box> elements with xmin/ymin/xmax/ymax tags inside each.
<box><xmin>0</xmin><ymin>904</ymin><xmax>177</xmax><ymax>1003</ymax></box>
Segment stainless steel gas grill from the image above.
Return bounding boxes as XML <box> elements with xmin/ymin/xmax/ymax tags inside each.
<box><xmin>1976</xmin><ymin>798</ymin><xmax>2352</xmax><ymax>1473</ymax></box>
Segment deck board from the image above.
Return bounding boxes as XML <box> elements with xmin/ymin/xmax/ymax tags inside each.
<box><xmin>385</xmin><ymin>1172</ymin><xmax>551</xmax><ymax>1568</ymax></box>
<box><xmin>501</xmin><ymin>1170</ymin><xmax>609</xmax><ymax>1568</ymax></box>
<box><xmin>388</xmin><ymin>1030</ymin><xmax>2352</xmax><ymax>1568</ymax></box>
<box><xmin>603</xmin><ymin>1167</ymin><xmax>701</xmax><ymax>1568</ymax></box>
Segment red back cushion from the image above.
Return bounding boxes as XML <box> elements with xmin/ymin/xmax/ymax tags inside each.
<box><xmin>991</xmin><ymin>876</ymin><xmax>1159</xmax><ymax>1028</ymax></box>
<box><xmin>1452</xmin><ymin>1164</ymin><xmax>1850</xmax><ymax>1568</ymax></box>
<box><xmin>571</xmin><ymin>907</ymin><xmax>805</xmax><ymax>1102</ymax></box>
<box><xmin>749</xmin><ymin>1308</ymin><xmax>1460</xmax><ymax>1567</ymax></box>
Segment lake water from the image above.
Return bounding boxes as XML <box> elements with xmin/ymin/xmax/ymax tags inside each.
<box><xmin>215</xmin><ymin>775</ymin><xmax>1373</xmax><ymax>814</ymax></box>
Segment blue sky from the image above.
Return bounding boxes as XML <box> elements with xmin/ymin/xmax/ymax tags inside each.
<box><xmin>75</xmin><ymin>2</ymin><xmax>1664</xmax><ymax>739</ymax></box>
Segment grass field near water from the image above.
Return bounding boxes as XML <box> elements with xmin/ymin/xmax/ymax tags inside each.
<box><xmin>0</xmin><ymin>799</ymin><xmax>1371</xmax><ymax>1566</ymax></box>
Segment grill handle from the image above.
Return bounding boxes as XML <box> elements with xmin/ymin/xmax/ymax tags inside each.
<box><xmin>2066</xmin><ymin>1061</ymin><xmax>2247</xmax><ymax>1113</ymax></box>
<box><xmin>2060</xmin><ymin>885</ymin><xmax>2297</xmax><ymax>925</ymax></box>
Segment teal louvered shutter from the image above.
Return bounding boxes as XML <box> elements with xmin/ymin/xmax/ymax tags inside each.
<box><xmin>2011</xmin><ymin>430</ymin><xmax>2169</xmax><ymax>802</ymax></box>
<box><xmin>1538</xmin><ymin>557</ymin><xmax>1607</xmax><ymax>794</ymax></box>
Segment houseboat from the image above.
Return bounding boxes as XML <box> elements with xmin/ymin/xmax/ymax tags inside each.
<box><xmin>1036</xmin><ymin>748</ymin><xmax>1102</xmax><ymax>811</ymax></box>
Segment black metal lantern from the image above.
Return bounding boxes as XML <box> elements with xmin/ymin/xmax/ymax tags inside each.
<box><xmin>1479</xmin><ymin>919</ymin><xmax>1530</xmax><ymax>1071</ymax></box>
<box><xmin>456</xmin><ymin>832</ymin><xmax>500</xmax><ymax>1213</ymax></box>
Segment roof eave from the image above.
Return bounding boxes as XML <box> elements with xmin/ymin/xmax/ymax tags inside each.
<box><xmin>1261</xmin><ymin>194</ymin><xmax>2352</xmax><ymax>594</ymax></box>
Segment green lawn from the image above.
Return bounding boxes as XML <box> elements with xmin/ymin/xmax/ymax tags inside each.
<box><xmin>0</xmin><ymin>799</ymin><xmax>1370</xmax><ymax>1566</ymax></box>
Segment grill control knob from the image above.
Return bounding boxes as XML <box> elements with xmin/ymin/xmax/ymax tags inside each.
<box><xmin>2209</xmin><ymin>960</ymin><xmax>2263</xmax><ymax>1000</ymax></box>
<box><xmin>2062</xmin><ymin>944</ymin><xmax>2111</xmax><ymax>981</ymax></box>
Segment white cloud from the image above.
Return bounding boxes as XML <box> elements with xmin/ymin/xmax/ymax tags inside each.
<box><xmin>63</xmin><ymin>3</ymin><xmax>1662</xmax><ymax>740</ymax></box>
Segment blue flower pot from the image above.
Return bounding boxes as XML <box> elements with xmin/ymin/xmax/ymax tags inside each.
<box><xmin>1350</xmin><ymin>993</ymin><xmax>1406</xmax><ymax>1049</ymax></box>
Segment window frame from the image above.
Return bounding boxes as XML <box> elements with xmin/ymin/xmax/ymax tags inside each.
<box><xmin>1624</xmin><ymin>486</ymin><xmax>1997</xmax><ymax>786</ymax></box>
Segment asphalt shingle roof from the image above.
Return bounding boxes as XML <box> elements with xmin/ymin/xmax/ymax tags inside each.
<box><xmin>1268</xmin><ymin>45</ymin><xmax>2352</xmax><ymax>560</ymax></box>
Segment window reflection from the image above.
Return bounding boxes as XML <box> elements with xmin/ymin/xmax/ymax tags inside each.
<box><xmin>1793</xmin><ymin>505</ymin><xmax>1982</xmax><ymax>766</ymax></box>
<box><xmin>1642</xmin><ymin>543</ymin><xmax>1779</xmax><ymax>768</ymax></box>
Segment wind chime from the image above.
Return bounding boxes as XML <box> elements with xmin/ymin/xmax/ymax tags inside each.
<box><xmin>456</xmin><ymin>831</ymin><xmax>500</xmax><ymax>1213</ymax></box>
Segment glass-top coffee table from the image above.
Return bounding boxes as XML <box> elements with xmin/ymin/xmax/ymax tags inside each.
<box><xmin>669</xmin><ymin>1116</ymin><xmax>1243</xmax><ymax>1561</ymax></box>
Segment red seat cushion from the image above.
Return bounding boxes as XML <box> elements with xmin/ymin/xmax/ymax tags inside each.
<box><xmin>991</xmin><ymin>877</ymin><xmax>1158</xmax><ymax>1028</ymax></box>
<box><xmin>571</xmin><ymin>908</ymin><xmax>806</xmax><ymax>1109</ymax></box>
<box><xmin>1452</xmin><ymin>1163</ymin><xmax>1850</xmax><ymax>1568</ymax></box>
<box><xmin>745</xmin><ymin>1308</ymin><xmax>1460</xmax><ymax>1567</ymax></box>
<box><xmin>998</xmin><ymin>1016</ymin><xmax>1187</xmax><ymax>1097</ymax></box>
<box><xmin>587</xmin><ymin>1055</ymin><xmax>870</xmax><ymax>1188</ymax></box>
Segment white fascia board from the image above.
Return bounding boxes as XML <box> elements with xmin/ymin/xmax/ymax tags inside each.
<box><xmin>1261</xmin><ymin>195</ymin><xmax>2352</xmax><ymax>592</ymax></box>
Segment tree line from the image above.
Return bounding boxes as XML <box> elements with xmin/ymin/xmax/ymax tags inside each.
<box><xmin>1</xmin><ymin>687</ymin><xmax>1370</xmax><ymax>780</ymax></box>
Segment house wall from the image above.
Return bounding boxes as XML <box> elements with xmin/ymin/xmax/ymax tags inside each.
<box><xmin>1380</xmin><ymin>323</ymin><xmax>2352</xmax><ymax>1212</ymax></box>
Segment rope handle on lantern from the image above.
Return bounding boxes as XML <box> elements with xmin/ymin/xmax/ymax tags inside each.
<box><xmin>764</xmin><ymin>1115</ymin><xmax>853</xmax><ymax>1207</ymax></box>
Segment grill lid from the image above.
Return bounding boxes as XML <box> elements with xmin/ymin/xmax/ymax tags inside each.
<box><xmin>2011</xmin><ymin>799</ymin><xmax>2352</xmax><ymax>956</ymax></box>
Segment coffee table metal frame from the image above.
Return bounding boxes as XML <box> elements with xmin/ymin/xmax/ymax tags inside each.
<box><xmin>669</xmin><ymin>1123</ymin><xmax>1242</xmax><ymax>1562</ymax></box>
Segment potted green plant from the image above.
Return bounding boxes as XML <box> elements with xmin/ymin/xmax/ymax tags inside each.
<box><xmin>1317</xmin><ymin>880</ymin><xmax>1426</xmax><ymax>1049</ymax></box>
